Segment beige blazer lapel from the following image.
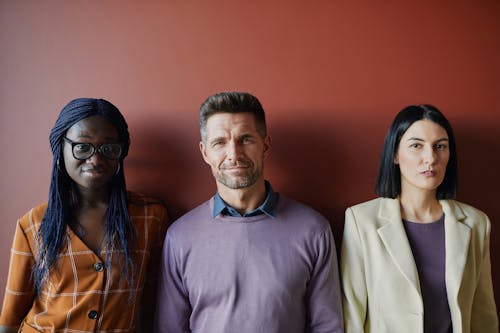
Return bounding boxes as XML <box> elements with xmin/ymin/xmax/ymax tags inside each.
<box><xmin>441</xmin><ymin>200</ymin><xmax>471</xmax><ymax>310</ymax></box>
<box><xmin>376</xmin><ymin>198</ymin><xmax>421</xmax><ymax>295</ymax></box>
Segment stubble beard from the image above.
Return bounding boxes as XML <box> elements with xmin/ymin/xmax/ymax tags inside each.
<box><xmin>214</xmin><ymin>166</ymin><xmax>263</xmax><ymax>189</ymax></box>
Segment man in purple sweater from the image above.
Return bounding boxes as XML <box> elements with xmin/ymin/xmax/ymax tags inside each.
<box><xmin>155</xmin><ymin>92</ymin><xmax>343</xmax><ymax>333</ymax></box>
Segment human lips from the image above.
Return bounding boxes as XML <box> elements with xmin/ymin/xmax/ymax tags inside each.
<box><xmin>82</xmin><ymin>168</ymin><xmax>106</xmax><ymax>176</ymax></box>
<box><xmin>223</xmin><ymin>167</ymin><xmax>250</xmax><ymax>176</ymax></box>
<box><xmin>420</xmin><ymin>170</ymin><xmax>436</xmax><ymax>177</ymax></box>
<box><xmin>224</xmin><ymin>166</ymin><xmax>249</xmax><ymax>170</ymax></box>
<box><xmin>221</xmin><ymin>162</ymin><xmax>252</xmax><ymax>170</ymax></box>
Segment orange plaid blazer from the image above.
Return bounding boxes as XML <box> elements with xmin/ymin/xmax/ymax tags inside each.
<box><xmin>0</xmin><ymin>192</ymin><xmax>168</xmax><ymax>332</ymax></box>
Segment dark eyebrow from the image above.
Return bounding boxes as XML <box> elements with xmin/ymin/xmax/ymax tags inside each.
<box><xmin>406</xmin><ymin>137</ymin><xmax>449</xmax><ymax>142</ymax></box>
<box><xmin>208</xmin><ymin>136</ymin><xmax>226</xmax><ymax>143</ymax></box>
<box><xmin>73</xmin><ymin>134</ymin><xmax>120</xmax><ymax>141</ymax></box>
<box><xmin>406</xmin><ymin>137</ymin><xmax>425</xmax><ymax>142</ymax></box>
<box><xmin>239</xmin><ymin>133</ymin><xmax>255</xmax><ymax>139</ymax></box>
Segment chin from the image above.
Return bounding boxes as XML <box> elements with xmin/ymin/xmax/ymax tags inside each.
<box><xmin>219</xmin><ymin>177</ymin><xmax>258</xmax><ymax>190</ymax></box>
<box><xmin>81</xmin><ymin>180</ymin><xmax>112</xmax><ymax>190</ymax></box>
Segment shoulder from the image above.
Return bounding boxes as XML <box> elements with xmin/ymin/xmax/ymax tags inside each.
<box><xmin>127</xmin><ymin>192</ymin><xmax>170</xmax><ymax>237</ymax></box>
<box><xmin>167</xmin><ymin>199</ymin><xmax>212</xmax><ymax>235</ymax></box>
<box><xmin>127</xmin><ymin>191</ymin><xmax>169</xmax><ymax>218</ymax></box>
<box><xmin>441</xmin><ymin>199</ymin><xmax>491</xmax><ymax>230</ymax></box>
<box><xmin>444</xmin><ymin>199</ymin><xmax>488</xmax><ymax>218</ymax></box>
<box><xmin>276</xmin><ymin>195</ymin><xmax>330</xmax><ymax>231</ymax></box>
<box><xmin>442</xmin><ymin>200</ymin><xmax>493</xmax><ymax>252</ymax></box>
<box><xmin>346</xmin><ymin>197</ymin><xmax>393</xmax><ymax>218</ymax></box>
<box><xmin>343</xmin><ymin>197</ymin><xmax>400</xmax><ymax>232</ymax></box>
<box><xmin>18</xmin><ymin>202</ymin><xmax>48</xmax><ymax>230</ymax></box>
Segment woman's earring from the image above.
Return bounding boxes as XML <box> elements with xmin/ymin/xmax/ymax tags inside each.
<box><xmin>115</xmin><ymin>164</ymin><xmax>121</xmax><ymax>175</ymax></box>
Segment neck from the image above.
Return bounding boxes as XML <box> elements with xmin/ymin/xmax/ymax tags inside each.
<box><xmin>217</xmin><ymin>180</ymin><xmax>267</xmax><ymax>215</ymax></box>
<box><xmin>74</xmin><ymin>185</ymin><xmax>111</xmax><ymax>208</ymax></box>
<box><xmin>399</xmin><ymin>188</ymin><xmax>442</xmax><ymax>223</ymax></box>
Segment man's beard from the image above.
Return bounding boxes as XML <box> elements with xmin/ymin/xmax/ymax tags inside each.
<box><xmin>214</xmin><ymin>162</ymin><xmax>263</xmax><ymax>189</ymax></box>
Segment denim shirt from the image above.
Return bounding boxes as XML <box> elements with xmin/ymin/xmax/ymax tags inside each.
<box><xmin>212</xmin><ymin>181</ymin><xmax>279</xmax><ymax>218</ymax></box>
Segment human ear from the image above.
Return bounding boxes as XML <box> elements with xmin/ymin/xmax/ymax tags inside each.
<box><xmin>263</xmin><ymin>135</ymin><xmax>271</xmax><ymax>158</ymax></box>
<box><xmin>199</xmin><ymin>141</ymin><xmax>210</xmax><ymax>164</ymax></box>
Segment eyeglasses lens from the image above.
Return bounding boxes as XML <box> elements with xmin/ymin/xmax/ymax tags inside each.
<box><xmin>73</xmin><ymin>143</ymin><xmax>121</xmax><ymax>160</ymax></box>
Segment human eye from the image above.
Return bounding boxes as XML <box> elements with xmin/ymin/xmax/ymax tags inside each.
<box><xmin>241</xmin><ymin>135</ymin><xmax>256</xmax><ymax>144</ymax></box>
<box><xmin>435</xmin><ymin>142</ymin><xmax>448</xmax><ymax>151</ymax></box>
<box><xmin>101</xmin><ymin>144</ymin><xmax>122</xmax><ymax>158</ymax></box>
<box><xmin>210</xmin><ymin>139</ymin><xmax>225</xmax><ymax>148</ymax></box>
<box><xmin>74</xmin><ymin>143</ymin><xmax>92</xmax><ymax>153</ymax></box>
<box><xmin>409</xmin><ymin>142</ymin><xmax>421</xmax><ymax>149</ymax></box>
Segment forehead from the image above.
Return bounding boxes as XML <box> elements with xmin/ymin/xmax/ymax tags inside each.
<box><xmin>205</xmin><ymin>112</ymin><xmax>258</xmax><ymax>136</ymax></box>
<box><xmin>66</xmin><ymin>115</ymin><xmax>118</xmax><ymax>139</ymax></box>
<box><xmin>402</xmin><ymin>119</ymin><xmax>448</xmax><ymax>139</ymax></box>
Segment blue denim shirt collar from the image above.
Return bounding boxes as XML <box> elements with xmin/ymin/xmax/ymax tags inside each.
<box><xmin>213</xmin><ymin>181</ymin><xmax>279</xmax><ymax>218</ymax></box>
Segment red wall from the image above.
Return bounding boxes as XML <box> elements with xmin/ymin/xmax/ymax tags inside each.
<box><xmin>1</xmin><ymin>0</ymin><xmax>499</xmax><ymax>314</ymax></box>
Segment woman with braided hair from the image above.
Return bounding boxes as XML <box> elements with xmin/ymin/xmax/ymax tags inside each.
<box><xmin>0</xmin><ymin>98</ymin><xmax>168</xmax><ymax>332</ymax></box>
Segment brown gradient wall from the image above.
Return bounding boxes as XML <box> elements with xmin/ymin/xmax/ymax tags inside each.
<box><xmin>1</xmin><ymin>0</ymin><xmax>499</xmax><ymax>315</ymax></box>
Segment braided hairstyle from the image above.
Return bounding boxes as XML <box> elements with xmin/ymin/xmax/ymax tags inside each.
<box><xmin>33</xmin><ymin>98</ymin><xmax>136</xmax><ymax>292</ymax></box>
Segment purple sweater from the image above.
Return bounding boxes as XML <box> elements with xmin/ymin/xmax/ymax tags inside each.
<box><xmin>403</xmin><ymin>215</ymin><xmax>452</xmax><ymax>333</ymax></box>
<box><xmin>155</xmin><ymin>195</ymin><xmax>343</xmax><ymax>333</ymax></box>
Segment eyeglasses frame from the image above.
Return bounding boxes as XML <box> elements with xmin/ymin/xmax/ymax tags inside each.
<box><xmin>63</xmin><ymin>136</ymin><xmax>124</xmax><ymax>161</ymax></box>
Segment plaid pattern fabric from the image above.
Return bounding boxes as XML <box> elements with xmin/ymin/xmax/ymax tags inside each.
<box><xmin>0</xmin><ymin>193</ymin><xmax>168</xmax><ymax>332</ymax></box>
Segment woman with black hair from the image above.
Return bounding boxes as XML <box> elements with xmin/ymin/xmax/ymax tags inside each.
<box><xmin>0</xmin><ymin>98</ymin><xmax>168</xmax><ymax>332</ymax></box>
<box><xmin>341</xmin><ymin>105</ymin><xmax>498</xmax><ymax>333</ymax></box>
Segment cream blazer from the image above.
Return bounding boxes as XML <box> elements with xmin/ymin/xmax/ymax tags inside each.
<box><xmin>341</xmin><ymin>197</ymin><xmax>498</xmax><ymax>333</ymax></box>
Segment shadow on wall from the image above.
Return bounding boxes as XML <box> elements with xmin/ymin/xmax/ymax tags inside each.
<box><xmin>267</xmin><ymin>116</ymin><xmax>382</xmax><ymax>246</ymax></box>
<box><xmin>455</xmin><ymin>122</ymin><xmax>500</xmax><ymax>223</ymax></box>
<box><xmin>116</xmin><ymin>112</ymin><xmax>499</xmax><ymax>316</ymax></box>
<box><xmin>124</xmin><ymin>114</ymin><xmax>213</xmax><ymax>222</ymax></box>
<box><xmin>269</xmin><ymin>124</ymin><xmax>344</xmax><ymax>243</ymax></box>
<box><xmin>454</xmin><ymin>121</ymin><xmax>500</xmax><ymax>307</ymax></box>
<box><xmin>123</xmin><ymin>113</ymin><xmax>384</xmax><ymax>247</ymax></box>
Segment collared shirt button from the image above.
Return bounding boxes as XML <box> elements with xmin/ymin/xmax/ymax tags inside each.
<box><xmin>88</xmin><ymin>310</ymin><xmax>99</xmax><ymax>319</ymax></box>
<box><xmin>94</xmin><ymin>262</ymin><xmax>104</xmax><ymax>272</ymax></box>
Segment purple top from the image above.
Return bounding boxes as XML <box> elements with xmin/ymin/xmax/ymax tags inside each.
<box><xmin>155</xmin><ymin>195</ymin><xmax>343</xmax><ymax>333</ymax></box>
<box><xmin>403</xmin><ymin>214</ymin><xmax>452</xmax><ymax>333</ymax></box>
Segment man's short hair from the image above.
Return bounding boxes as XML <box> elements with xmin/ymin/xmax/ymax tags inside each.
<box><xmin>199</xmin><ymin>92</ymin><xmax>267</xmax><ymax>142</ymax></box>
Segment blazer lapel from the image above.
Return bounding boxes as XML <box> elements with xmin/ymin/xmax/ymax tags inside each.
<box><xmin>377</xmin><ymin>198</ymin><xmax>421</xmax><ymax>294</ymax></box>
<box><xmin>441</xmin><ymin>200</ymin><xmax>471</xmax><ymax>305</ymax></box>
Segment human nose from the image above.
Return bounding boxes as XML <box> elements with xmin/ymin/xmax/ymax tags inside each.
<box><xmin>85</xmin><ymin>149</ymin><xmax>106</xmax><ymax>164</ymax></box>
<box><xmin>226</xmin><ymin>141</ymin><xmax>242</xmax><ymax>160</ymax></box>
<box><xmin>423</xmin><ymin>146</ymin><xmax>436</xmax><ymax>165</ymax></box>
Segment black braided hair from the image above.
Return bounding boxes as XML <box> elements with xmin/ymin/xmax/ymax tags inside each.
<box><xmin>34</xmin><ymin>98</ymin><xmax>136</xmax><ymax>292</ymax></box>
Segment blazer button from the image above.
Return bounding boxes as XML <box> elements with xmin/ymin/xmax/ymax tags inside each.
<box><xmin>88</xmin><ymin>310</ymin><xmax>99</xmax><ymax>319</ymax></box>
<box><xmin>94</xmin><ymin>262</ymin><xmax>104</xmax><ymax>272</ymax></box>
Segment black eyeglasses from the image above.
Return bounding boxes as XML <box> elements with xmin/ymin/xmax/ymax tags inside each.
<box><xmin>63</xmin><ymin>137</ymin><xmax>123</xmax><ymax>160</ymax></box>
